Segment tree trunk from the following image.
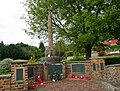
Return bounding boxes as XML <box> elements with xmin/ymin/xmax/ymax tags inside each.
<box><xmin>48</xmin><ymin>6</ymin><xmax>53</xmax><ymax>56</ymax></box>
<box><xmin>85</xmin><ymin>45</ymin><xmax>92</xmax><ymax>60</ymax></box>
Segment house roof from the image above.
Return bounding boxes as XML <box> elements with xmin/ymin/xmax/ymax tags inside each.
<box><xmin>103</xmin><ymin>39</ymin><xmax>118</xmax><ymax>45</ymax></box>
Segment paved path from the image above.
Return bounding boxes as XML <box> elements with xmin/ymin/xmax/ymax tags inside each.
<box><xmin>36</xmin><ymin>79</ymin><xmax>103</xmax><ymax>91</ymax></box>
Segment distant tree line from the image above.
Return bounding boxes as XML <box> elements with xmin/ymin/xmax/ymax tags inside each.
<box><xmin>0</xmin><ymin>41</ymin><xmax>45</xmax><ymax>60</ymax></box>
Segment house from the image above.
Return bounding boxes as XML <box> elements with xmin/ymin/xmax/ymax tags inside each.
<box><xmin>103</xmin><ymin>39</ymin><xmax>118</xmax><ymax>45</ymax></box>
<box><xmin>103</xmin><ymin>39</ymin><xmax>120</xmax><ymax>56</ymax></box>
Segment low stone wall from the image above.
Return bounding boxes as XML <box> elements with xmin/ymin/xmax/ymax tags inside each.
<box><xmin>65</xmin><ymin>61</ymin><xmax>92</xmax><ymax>76</ymax></box>
<box><xmin>90</xmin><ymin>58</ymin><xmax>105</xmax><ymax>79</ymax></box>
<box><xmin>11</xmin><ymin>60</ymin><xmax>44</xmax><ymax>91</ymax></box>
<box><xmin>65</xmin><ymin>58</ymin><xmax>106</xmax><ymax>77</ymax></box>
<box><xmin>0</xmin><ymin>58</ymin><xmax>119</xmax><ymax>90</ymax></box>
<box><xmin>11</xmin><ymin>60</ymin><xmax>28</xmax><ymax>91</ymax></box>
<box><xmin>90</xmin><ymin>58</ymin><xmax>120</xmax><ymax>87</ymax></box>
<box><xmin>27</xmin><ymin>64</ymin><xmax>44</xmax><ymax>85</ymax></box>
<box><xmin>103</xmin><ymin>64</ymin><xmax>120</xmax><ymax>86</ymax></box>
<box><xmin>0</xmin><ymin>74</ymin><xmax>11</xmax><ymax>91</ymax></box>
<box><xmin>46</xmin><ymin>63</ymin><xmax>66</xmax><ymax>80</ymax></box>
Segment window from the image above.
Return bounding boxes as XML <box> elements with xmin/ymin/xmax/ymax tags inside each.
<box><xmin>28</xmin><ymin>67</ymin><xmax>34</xmax><ymax>78</ymax></box>
<box><xmin>100</xmin><ymin>63</ymin><xmax>104</xmax><ymax>70</ymax></box>
<box><xmin>16</xmin><ymin>68</ymin><xmax>23</xmax><ymax>81</ymax></box>
<box><xmin>72</xmin><ymin>64</ymin><xmax>85</xmax><ymax>73</ymax></box>
<box><xmin>93</xmin><ymin>63</ymin><xmax>96</xmax><ymax>71</ymax></box>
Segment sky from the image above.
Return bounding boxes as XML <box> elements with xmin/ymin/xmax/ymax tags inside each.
<box><xmin>0</xmin><ymin>0</ymin><xmax>40</xmax><ymax>47</ymax></box>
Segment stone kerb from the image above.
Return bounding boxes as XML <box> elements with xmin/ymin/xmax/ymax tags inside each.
<box><xmin>0</xmin><ymin>74</ymin><xmax>11</xmax><ymax>91</ymax></box>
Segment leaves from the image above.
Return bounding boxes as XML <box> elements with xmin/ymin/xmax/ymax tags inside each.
<box><xmin>0</xmin><ymin>42</ymin><xmax>42</xmax><ymax>60</ymax></box>
<box><xmin>23</xmin><ymin>0</ymin><xmax>120</xmax><ymax>59</ymax></box>
<box><xmin>0</xmin><ymin>58</ymin><xmax>13</xmax><ymax>75</ymax></box>
<box><xmin>27</xmin><ymin>56</ymin><xmax>36</xmax><ymax>64</ymax></box>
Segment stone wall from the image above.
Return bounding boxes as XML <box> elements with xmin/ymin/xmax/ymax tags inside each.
<box><xmin>0</xmin><ymin>74</ymin><xmax>11</xmax><ymax>91</ymax></box>
<box><xmin>46</xmin><ymin>63</ymin><xmax>66</xmax><ymax>80</ymax></box>
<box><xmin>91</xmin><ymin>58</ymin><xmax>120</xmax><ymax>87</ymax></box>
<box><xmin>11</xmin><ymin>60</ymin><xmax>44</xmax><ymax>91</ymax></box>
<box><xmin>1</xmin><ymin>58</ymin><xmax>120</xmax><ymax>90</ymax></box>
<box><xmin>64</xmin><ymin>58</ymin><xmax>107</xmax><ymax>79</ymax></box>
<box><xmin>1</xmin><ymin>58</ymin><xmax>106</xmax><ymax>90</ymax></box>
<box><xmin>11</xmin><ymin>60</ymin><xmax>28</xmax><ymax>91</ymax></box>
<box><xmin>65</xmin><ymin>61</ymin><xmax>92</xmax><ymax>76</ymax></box>
<box><xmin>103</xmin><ymin>64</ymin><xmax>120</xmax><ymax>86</ymax></box>
<box><xmin>90</xmin><ymin>58</ymin><xmax>106</xmax><ymax>79</ymax></box>
<box><xmin>27</xmin><ymin>64</ymin><xmax>44</xmax><ymax>84</ymax></box>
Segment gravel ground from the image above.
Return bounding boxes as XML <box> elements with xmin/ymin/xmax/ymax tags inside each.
<box><xmin>35</xmin><ymin>79</ymin><xmax>103</xmax><ymax>91</ymax></box>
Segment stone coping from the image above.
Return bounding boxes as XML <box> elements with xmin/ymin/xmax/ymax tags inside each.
<box><xmin>24</xmin><ymin>63</ymin><xmax>43</xmax><ymax>66</ymax></box>
<box><xmin>65</xmin><ymin>61</ymin><xmax>91</xmax><ymax>63</ymax></box>
<box><xmin>11</xmin><ymin>59</ymin><xmax>28</xmax><ymax>63</ymax></box>
<box><xmin>90</xmin><ymin>57</ymin><xmax>105</xmax><ymax>59</ymax></box>
<box><xmin>106</xmin><ymin>64</ymin><xmax>120</xmax><ymax>67</ymax></box>
<box><xmin>0</xmin><ymin>74</ymin><xmax>11</xmax><ymax>78</ymax></box>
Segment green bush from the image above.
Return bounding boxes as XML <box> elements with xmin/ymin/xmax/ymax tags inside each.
<box><xmin>69</xmin><ymin>57</ymin><xmax>86</xmax><ymax>61</ymax></box>
<box><xmin>62</xmin><ymin>57</ymin><xmax>86</xmax><ymax>62</ymax></box>
<box><xmin>27</xmin><ymin>56</ymin><xmax>36</xmax><ymax>64</ymax></box>
<box><xmin>0</xmin><ymin>58</ymin><xmax>13</xmax><ymax>75</ymax></box>
<box><xmin>65</xmin><ymin>51</ymin><xmax>73</xmax><ymax>57</ymax></box>
<box><xmin>109</xmin><ymin>45</ymin><xmax>120</xmax><ymax>51</ymax></box>
<box><xmin>105</xmin><ymin>56</ymin><xmax>120</xmax><ymax>65</ymax></box>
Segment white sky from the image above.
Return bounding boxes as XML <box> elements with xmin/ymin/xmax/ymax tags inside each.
<box><xmin>0</xmin><ymin>0</ymin><xmax>40</xmax><ymax>47</ymax></box>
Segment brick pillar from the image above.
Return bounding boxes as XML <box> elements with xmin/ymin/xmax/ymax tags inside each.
<box><xmin>11</xmin><ymin>60</ymin><xmax>28</xmax><ymax>91</ymax></box>
<box><xmin>0</xmin><ymin>74</ymin><xmax>11</xmax><ymax>91</ymax></box>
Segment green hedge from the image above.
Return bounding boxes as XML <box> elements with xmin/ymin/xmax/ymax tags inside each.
<box><xmin>62</xmin><ymin>57</ymin><xmax>86</xmax><ymax>62</ymax></box>
<box><xmin>105</xmin><ymin>56</ymin><xmax>120</xmax><ymax>65</ymax></box>
<box><xmin>69</xmin><ymin>57</ymin><xmax>86</xmax><ymax>61</ymax></box>
<box><xmin>65</xmin><ymin>51</ymin><xmax>73</xmax><ymax>57</ymax></box>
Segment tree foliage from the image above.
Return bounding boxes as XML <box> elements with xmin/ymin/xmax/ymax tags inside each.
<box><xmin>0</xmin><ymin>58</ymin><xmax>13</xmax><ymax>75</ymax></box>
<box><xmin>23</xmin><ymin>0</ymin><xmax>48</xmax><ymax>40</ymax></box>
<box><xmin>23</xmin><ymin>0</ymin><xmax>120</xmax><ymax>59</ymax></box>
<box><xmin>39</xmin><ymin>41</ymin><xmax>45</xmax><ymax>57</ymax></box>
<box><xmin>55</xmin><ymin>39</ymin><xmax>66</xmax><ymax>52</ymax></box>
<box><xmin>0</xmin><ymin>42</ymin><xmax>41</xmax><ymax>60</ymax></box>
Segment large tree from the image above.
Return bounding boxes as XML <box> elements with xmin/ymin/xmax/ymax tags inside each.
<box><xmin>54</xmin><ymin>39</ymin><xmax>66</xmax><ymax>57</ymax></box>
<box><xmin>23</xmin><ymin>0</ymin><xmax>54</xmax><ymax>55</ymax></box>
<box><xmin>23</xmin><ymin>0</ymin><xmax>120</xmax><ymax>59</ymax></box>
<box><xmin>39</xmin><ymin>41</ymin><xmax>45</xmax><ymax>57</ymax></box>
<box><xmin>0</xmin><ymin>42</ymin><xmax>41</xmax><ymax>60</ymax></box>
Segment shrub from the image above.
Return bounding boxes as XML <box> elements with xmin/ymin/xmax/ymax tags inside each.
<box><xmin>65</xmin><ymin>51</ymin><xmax>73</xmax><ymax>57</ymax></box>
<box><xmin>62</xmin><ymin>57</ymin><xmax>86</xmax><ymax>62</ymax></box>
<box><xmin>0</xmin><ymin>58</ymin><xmax>13</xmax><ymax>75</ymax></box>
<box><xmin>69</xmin><ymin>57</ymin><xmax>86</xmax><ymax>61</ymax></box>
<box><xmin>27</xmin><ymin>56</ymin><xmax>36</xmax><ymax>64</ymax></box>
<box><xmin>105</xmin><ymin>56</ymin><xmax>120</xmax><ymax>65</ymax></box>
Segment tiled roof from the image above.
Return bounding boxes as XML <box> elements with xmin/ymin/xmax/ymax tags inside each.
<box><xmin>103</xmin><ymin>39</ymin><xmax>118</xmax><ymax>45</ymax></box>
